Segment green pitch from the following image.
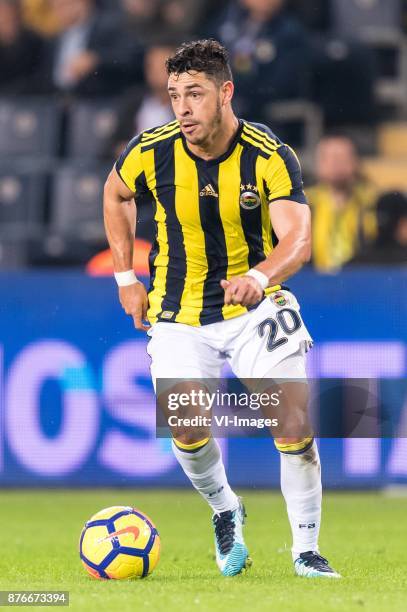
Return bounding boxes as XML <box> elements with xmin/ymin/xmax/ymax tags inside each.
<box><xmin>0</xmin><ymin>490</ymin><xmax>406</xmax><ymax>611</ymax></box>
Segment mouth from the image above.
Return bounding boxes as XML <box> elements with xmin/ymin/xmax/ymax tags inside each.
<box><xmin>181</xmin><ymin>122</ymin><xmax>199</xmax><ymax>135</ymax></box>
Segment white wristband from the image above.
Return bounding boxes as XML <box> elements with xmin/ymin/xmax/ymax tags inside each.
<box><xmin>114</xmin><ymin>270</ymin><xmax>139</xmax><ymax>287</ymax></box>
<box><xmin>245</xmin><ymin>268</ymin><xmax>269</xmax><ymax>290</ymax></box>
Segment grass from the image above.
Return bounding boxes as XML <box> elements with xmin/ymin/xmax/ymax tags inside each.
<box><xmin>0</xmin><ymin>490</ymin><xmax>406</xmax><ymax>611</ymax></box>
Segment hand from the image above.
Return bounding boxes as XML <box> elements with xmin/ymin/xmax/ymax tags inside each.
<box><xmin>119</xmin><ymin>282</ymin><xmax>150</xmax><ymax>331</ymax></box>
<box><xmin>66</xmin><ymin>51</ymin><xmax>98</xmax><ymax>83</ymax></box>
<box><xmin>220</xmin><ymin>276</ymin><xmax>264</xmax><ymax>307</ymax></box>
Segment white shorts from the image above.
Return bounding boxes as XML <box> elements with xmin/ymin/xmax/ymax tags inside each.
<box><xmin>146</xmin><ymin>290</ymin><xmax>312</xmax><ymax>390</ymax></box>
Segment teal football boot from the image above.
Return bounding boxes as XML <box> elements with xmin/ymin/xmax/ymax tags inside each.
<box><xmin>212</xmin><ymin>499</ymin><xmax>252</xmax><ymax>576</ymax></box>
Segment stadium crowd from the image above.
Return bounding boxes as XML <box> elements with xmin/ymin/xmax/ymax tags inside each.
<box><xmin>0</xmin><ymin>0</ymin><xmax>406</xmax><ymax>271</ymax></box>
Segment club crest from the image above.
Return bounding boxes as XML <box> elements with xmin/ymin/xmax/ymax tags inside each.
<box><xmin>272</xmin><ymin>292</ymin><xmax>288</xmax><ymax>307</ymax></box>
<box><xmin>239</xmin><ymin>186</ymin><xmax>261</xmax><ymax>210</ymax></box>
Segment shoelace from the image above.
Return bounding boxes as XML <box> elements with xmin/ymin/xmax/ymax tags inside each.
<box><xmin>213</xmin><ymin>510</ymin><xmax>236</xmax><ymax>555</ymax></box>
<box><xmin>300</xmin><ymin>551</ymin><xmax>330</xmax><ymax>569</ymax></box>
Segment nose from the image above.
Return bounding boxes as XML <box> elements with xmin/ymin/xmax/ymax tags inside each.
<box><xmin>177</xmin><ymin>96</ymin><xmax>191</xmax><ymax>118</ymax></box>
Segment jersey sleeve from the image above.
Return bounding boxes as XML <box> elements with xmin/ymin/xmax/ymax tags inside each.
<box><xmin>264</xmin><ymin>144</ymin><xmax>307</xmax><ymax>204</ymax></box>
<box><xmin>115</xmin><ymin>134</ymin><xmax>145</xmax><ymax>195</ymax></box>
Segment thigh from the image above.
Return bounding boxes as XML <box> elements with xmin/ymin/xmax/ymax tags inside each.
<box><xmin>146</xmin><ymin>322</ymin><xmax>224</xmax><ymax>392</ymax></box>
<box><xmin>147</xmin><ymin>323</ymin><xmax>223</xmax><ymax>442</ymax></box>
<box><xmin>228</xmin><ymin>291</ymin><xmax>313</xmax><ymax>381</ymax></box>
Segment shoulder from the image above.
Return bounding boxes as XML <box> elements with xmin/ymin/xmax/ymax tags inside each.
<box><xmin>118</xmin><ymin>120</ymin><xmax>180</xmax><ymax>160</ymax></box>
<box><xmin>241</xmin><ymin>121</ymin><xmax>306</xmax><ymax>201</ymax></box>
<box><xmin>241</xmin><ymin>120</ymin><xmax>285</xmax><ymax>158</ymax></box>
<box><xmin>139</xmin><ymin>120</ymin><xmax>181</xmax><ymax>150</ymax></box>
<box><xmin>243</xmin><ymin>120</ymin><xmax>281</xmax><ymax>142</ymax></box>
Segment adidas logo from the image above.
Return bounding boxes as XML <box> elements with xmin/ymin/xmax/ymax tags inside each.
<box><xmin>200</xmin><ymin>183</ymin><xmax>218</xmax><ymax>197</ymax></box>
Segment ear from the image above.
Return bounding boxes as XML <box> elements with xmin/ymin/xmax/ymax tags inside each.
<box><xmin>220</xmin><ymin>80</ymin><xmax>234</xmax><ymax>107</ymax></box>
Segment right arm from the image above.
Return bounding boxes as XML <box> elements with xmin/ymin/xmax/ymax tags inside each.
<box><xmin>103</xmin><ymin>166</ymin><xmax>150</xmax><ymax>331</ymax></box>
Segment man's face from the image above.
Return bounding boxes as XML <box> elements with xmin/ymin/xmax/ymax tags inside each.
<box><xmin>316</xmin><ymin>138</ymin><xmax>358</xmax><ymax>188</ymax></box>
<box><xmin>168</xmin><ymin>71</ymin><xmax>226</xmax><ymax>146</ymax></box>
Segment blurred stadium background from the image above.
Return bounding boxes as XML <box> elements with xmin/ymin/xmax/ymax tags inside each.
<box><xmin>0</xmin><ymin>0</ymin><xmax>406</xmax><ymax>491</ymax></box>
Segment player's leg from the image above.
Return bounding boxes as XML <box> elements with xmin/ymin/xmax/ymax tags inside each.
<box><xmin>270</xmin><ymin>354</ymin><xmax>339</xmax><ymax>578</ymax></box>
<box><xmin>147</xmin><ymin>322</ymin><xmax>250</xmax><ymax>575</ymax></box>
<box><xmin>172</xmin><ymin>434</ymin><xmax>250</xmax><ymax>577</ymax></box>
<box><xmin>229</xmin><ymin>291</ymin><xmax>340</xmax><ymax>577</ymax></box>
<box><xmin>148</xmin><ymin>323</ymin><xmax>238</xmax><ymax>513</ymax></box>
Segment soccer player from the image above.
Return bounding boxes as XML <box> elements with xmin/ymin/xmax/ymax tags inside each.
<box><xmin>104</xmin><ymin>39</ymin><xmax>340</xmax><ymax>579</ymax></box>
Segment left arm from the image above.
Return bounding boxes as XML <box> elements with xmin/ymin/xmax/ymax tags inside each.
<box><xmin>221</xmin><ymin>201</ymin><xmax>311</xmax><ymax>306</ymax></box>
<box><xmin>255</xmin><ymin>200</ymin><xmax>311</xmax><ymax>285</ymax></box>
<box><xmin>221</xmin><ymin>143</ymin><xmax>311</xmax><ymax>307</ymax></box>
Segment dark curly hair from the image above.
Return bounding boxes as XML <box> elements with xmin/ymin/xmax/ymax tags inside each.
<box><xmin>165</xmin><ymin>39</ymin><xmax>233</xmax><ymax>85</ymax></box>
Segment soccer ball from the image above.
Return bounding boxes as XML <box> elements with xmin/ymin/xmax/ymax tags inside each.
<box><xmin>79</xmin><ymin>505</ymin><xmax>160</xmax><ymax>579</ymax></box>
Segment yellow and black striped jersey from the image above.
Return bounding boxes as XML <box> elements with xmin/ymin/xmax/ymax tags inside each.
<box><xmin>116</xmin><ymin>119</ymin><xmax>307</xmax><ymax>326</ymax></box>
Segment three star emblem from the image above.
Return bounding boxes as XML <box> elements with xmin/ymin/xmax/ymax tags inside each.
<box><xmin>240</xmin><ymin>184</ymin><xmax>259</xmax><ymax>192</ymax></box>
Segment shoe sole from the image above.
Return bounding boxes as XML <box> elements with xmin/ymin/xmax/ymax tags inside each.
<box><xmin>295</xmin><ymin>571</ymin><xmax>341</xmax><ymax>579</ymax></box>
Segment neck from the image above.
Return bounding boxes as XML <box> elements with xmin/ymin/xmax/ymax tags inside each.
<box><xmin>185</xmin><ymin>113</ymin><xmax>240</xmax><ymax>161</ymax></box>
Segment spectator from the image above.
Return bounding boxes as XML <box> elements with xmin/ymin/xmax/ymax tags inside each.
<box><xmin>40</xmin><ymin>0</ymin><xmax>139</xmax><ymax>96</ymax></box>
<box><xmin>350</xmin><ymin>192</ymin><xmax>407</xmax><ymax>265</ymax></box>
<box><xmin>209</xmin><ymin>0</ymin><xmax>311</xmax><ymax>121</ymax></box>
<box><xmin>0</xmin><ymin>0</ymin><xmax>45</xmax><ymax>94</ymax></box>
<box><xmin>307</xmin><ymin>135</ymin><xmax>378</xmax><ymax>272</ymax></box>
<box><xmin>110</xmin><ymin>42</ymin><xmax>175</xmax><ymax>158</ymax></box>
